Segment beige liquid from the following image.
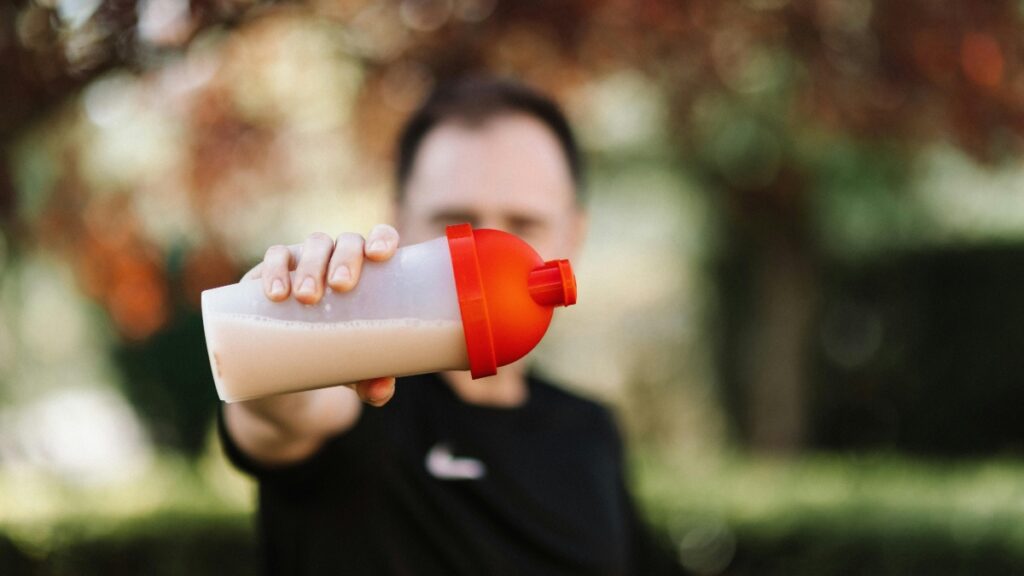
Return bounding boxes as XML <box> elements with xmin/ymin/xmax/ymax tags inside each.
<box><xmin>205</xmin><ymin>314</ymin><xmax>469</xmax><ymax>402</ymax></box>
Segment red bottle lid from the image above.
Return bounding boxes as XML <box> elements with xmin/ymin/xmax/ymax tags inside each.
<box><xmin>446</xmin><ymin>223</ymin><xmax>577</xmax><ymax>379</ymax></box>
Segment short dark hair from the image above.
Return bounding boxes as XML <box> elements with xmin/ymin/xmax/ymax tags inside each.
<box><xmin>395</xmin><ymin>76</ymin><xmax>584</xmax><ymax>203</ymax></box>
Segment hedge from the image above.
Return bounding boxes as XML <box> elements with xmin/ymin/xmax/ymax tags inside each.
<box><xmin>5</xmin><ymin>453</ymin><xmax>1024</xmax><ymax>575</ymax></box>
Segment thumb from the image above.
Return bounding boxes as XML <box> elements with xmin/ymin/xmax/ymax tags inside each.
<box><xmin>345</xmin><ymin>377</ymin><xmax>396</xmax><ymax>407</ymax></box>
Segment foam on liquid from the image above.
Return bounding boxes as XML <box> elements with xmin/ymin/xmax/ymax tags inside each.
<box><xmin>205</xmin><ymin>314</ymin><xmax>468</xmax><ymax>402</ymax></box>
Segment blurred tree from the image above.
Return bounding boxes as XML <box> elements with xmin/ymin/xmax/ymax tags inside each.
<box><xmin>2</xmin><ymin>0</ymin><xmax>1022</xmax><ymax>454</ymax></box>
<box><xmin>348</xmin><ymin>0</ymin><xmax>1024</xmax><ymax>451</ymax></box>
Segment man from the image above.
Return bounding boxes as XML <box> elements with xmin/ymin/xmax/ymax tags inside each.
<box><xmin>219</xmin><ymin>77</ymin><xmax>684</xmax><ymax>575</ymax></box>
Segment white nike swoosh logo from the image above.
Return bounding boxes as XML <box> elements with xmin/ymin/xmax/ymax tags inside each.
<box><xmin>425</xmin><ymin>443</ymin><xmax>486</xmax><ymax>480</ymax></box>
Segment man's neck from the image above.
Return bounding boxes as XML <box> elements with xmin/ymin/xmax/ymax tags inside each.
<box><xmin>440</xmin><ymin>362</ymin><xmax>529</xmax><ymax>407</ymax></box>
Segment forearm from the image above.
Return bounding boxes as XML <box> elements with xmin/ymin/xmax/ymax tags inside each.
<box><xmin>224</xmin><ymin>386</ymin><xmax>361</xmax><ymax>466</ymax></box>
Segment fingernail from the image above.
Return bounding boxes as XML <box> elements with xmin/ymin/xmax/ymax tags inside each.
<box><xmin>270</xmin><ymin>278</ymin><xmax>285</xmax><ymax>297</ymax></box>
<box><xmin>331</xmin><ymin>266</ymin><xmax>350</xmax><ymax>284</ymax></box>
<box><xmin>297</xmin><ymin>276</ymin><xmax>315</xmax><ymax>296</ymax></box>
<box><xmin>367</xmin><ymin>239</ymin><xmax>387</xmax><ymax>253</ymax></box>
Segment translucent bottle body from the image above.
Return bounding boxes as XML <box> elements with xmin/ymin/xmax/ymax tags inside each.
<box><xmin>201</xmin><ymin>237</ymin><xmax>468</xmax><ymax>402</ymax></box>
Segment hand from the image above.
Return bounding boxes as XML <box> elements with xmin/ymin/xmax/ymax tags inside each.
<box><xmin>241</xmin><ymin>224</ymin><xmax>402</xmax><ymax>407</ymax></box>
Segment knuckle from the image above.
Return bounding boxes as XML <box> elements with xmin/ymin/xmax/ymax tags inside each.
<box><xmin>294</xmin><ymin>253</ymin><xmax>312</xmax><ymax>267</ymax></box>
<box><xmin>307</xmin><ymin>231</ymin><xmax>333</xmax><ymax>245</ymax></box>
<box><xmin>265</xmin><ymin>244</ymin><xmax>288</xmax><ymax>260</ymax></box>
<box><xmin>336</xmin><ymin>232</ymin><xmax>364</xmax><ymax>245</ymax></box>
<box><xmin>334</xmin><ymin>234</ymin><xmax>365</xmax><ymax>257</ymax></box>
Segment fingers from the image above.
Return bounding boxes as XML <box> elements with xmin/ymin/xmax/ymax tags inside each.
<box><xmin>292</xmin><ymin>232</ymin><xmax>335</xmax><ymax>305</ymax></box>
<box><xmin>327</xmin><ymin>233</ymin><xmax>365</xmax><ymax>292</ymax></box>
<box><xmin>364</xmin><ymin>224</ymin><xmax>400</xmax><ymax>262</ymax></box>
<box><xmin>259</xmin><ymin>224</ymin><xmax>397</xmax><ymax>302</ymax></box>
<box><xmin>343</xmin><ymin>377</ymin><xmax>396</xmax><ymax>407</ymax></box>
<box><xmin>261</xmin><ymin>244</ymin><xmax>294</xmax><ymax>301</ymax></box>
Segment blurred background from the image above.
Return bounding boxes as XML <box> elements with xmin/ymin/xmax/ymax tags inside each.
<box><xmin>2</xmin><ymin>0</ymin><xmax>1024</xmax><ymax>574</ymax></box>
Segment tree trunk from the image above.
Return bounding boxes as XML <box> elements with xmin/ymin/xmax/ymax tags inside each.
<box><xmin>740</xmin><ymin>228</ymin><xmax>817</xmax><ymax>453</ymax></box>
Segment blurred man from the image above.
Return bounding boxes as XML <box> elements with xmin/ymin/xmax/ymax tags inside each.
<box><xmin>219</xmin><ymin>77</ymin><xmax>684</xmax><ymax>575</ymax></box>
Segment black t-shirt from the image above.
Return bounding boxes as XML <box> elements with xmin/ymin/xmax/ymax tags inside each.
<box><xmin>218</xmin><ymin>371</ymin><xmax>685</xmax><ymax>576</ymax></box>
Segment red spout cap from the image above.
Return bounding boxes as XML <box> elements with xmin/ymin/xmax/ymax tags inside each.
<box><xmin>446</xmin><ymin>224</ymin><xmax>578</xmax><ymax>379</ymax></box>
<box><xmin>528</xmin><ymin>259</ymin><xmax>577</xmax><ymax>307</ymax></box>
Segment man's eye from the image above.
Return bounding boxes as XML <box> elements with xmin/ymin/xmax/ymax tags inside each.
<box><xmin>511</xmin><ymin>222</ymin><xmax>543</xmax><ymax>238</ymax></box>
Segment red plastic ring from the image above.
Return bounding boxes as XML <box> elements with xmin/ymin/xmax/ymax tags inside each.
<box><xmin>445</xmin><ymin>224</ymin><xmax>498</xmax><ymax>378</ymax></box>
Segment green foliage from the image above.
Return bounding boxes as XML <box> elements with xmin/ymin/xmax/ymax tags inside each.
<box><xmin>0</xmin><ymin>450</ymin><xmax>255</xmax><ymax>575</ymax></box>
<box><xmin>5</xmin><ymin>454</ymin><xmax>1024</xmax><ymax>574</ymax></box>
<box><xmin>1</xmin><ymin>513</ymin><xmax>255</xmax><ymax>576</ymax></box>
<box><xmin>634</xmin><ymin>453</ymin><xmax>1024</xmax><ymax>575</ymax></box>
<box><xmin>113</xmin><ymin>308</ymin><xmax>220</xmax><ymax>456</ymax></box>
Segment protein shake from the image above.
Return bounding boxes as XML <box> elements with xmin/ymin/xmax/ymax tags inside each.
<box><xmin>205</xmin><ymin>316</ymin><xmax>466</xmax><ymax>402</ymax></box>
<box><xmin>201</xmin><ymin>224</ymin><xmax>577</xmax><ymax>403</ymax></box>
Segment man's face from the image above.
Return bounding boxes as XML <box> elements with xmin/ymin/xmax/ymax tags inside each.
<box><xmin>395</xmin><ymin>113</ymin><xmax>585</xmax><ymax>261</ymax></box>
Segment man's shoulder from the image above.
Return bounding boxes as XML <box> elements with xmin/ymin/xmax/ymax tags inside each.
<box><xmin>530</xmin><ymin>373</ymin><xmax>618</xmax><ymax>428</ymax></box>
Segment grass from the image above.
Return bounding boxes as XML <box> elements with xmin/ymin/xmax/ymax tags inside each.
<box><xmin>632</xmin><ymin>451</ymin><xmax>1024</xmax><ymax>574</ymax></box>
<box><xmin>0</xmin><ymin>445</ymin><xmax>254</xmax><ymax>558</ymax></box>
<box><xmin>5</xmin><ymin>449</ymin><xmax>1024</xmax><ymax>574</ymax></box>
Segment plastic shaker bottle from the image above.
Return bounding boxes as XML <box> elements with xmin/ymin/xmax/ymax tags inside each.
<box><xmin>201</xmin><ymin>223</ymin><xmax>577</xmax><ymax>402</ymax></box>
